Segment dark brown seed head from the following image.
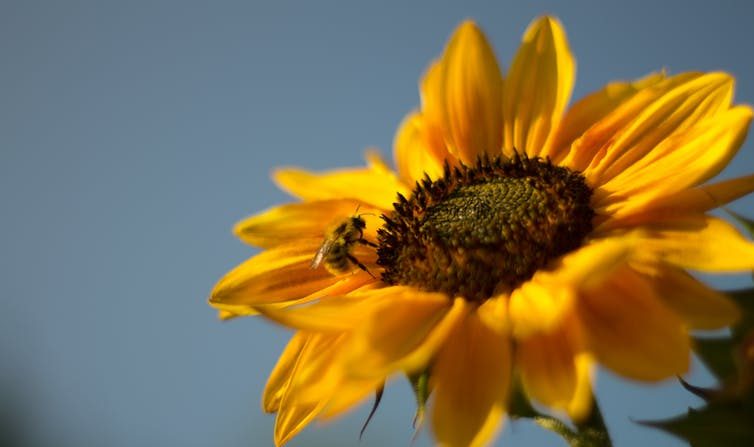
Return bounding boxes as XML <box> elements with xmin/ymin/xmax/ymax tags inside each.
<box><xmin>377</xmin><ymin>154</ymin><xmax>594</xmax><ymax>302</ymax></box>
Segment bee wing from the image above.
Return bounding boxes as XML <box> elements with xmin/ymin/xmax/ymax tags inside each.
<box><xmin>311</xmin><ymin>238</ymin><xmax>333</xmax><ymax>269</ymax></box>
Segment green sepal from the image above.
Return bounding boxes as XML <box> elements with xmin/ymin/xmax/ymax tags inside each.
<box><xmin>725</xmin><ymin>209</ymin><xmax>754</xmax><ymax>238</ymax></box>
<box><xmin>408</xmin><ymin>369</ymin><xmax>431</xmax><ymax>431</ymax></box>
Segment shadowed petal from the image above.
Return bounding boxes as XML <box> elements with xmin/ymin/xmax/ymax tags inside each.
<box><xmin>576</xmin><ymin>266</ymin><xmax>690</xmax><ymax>381</ymax></box>
<box><xmin>431</xmin><ymin>307</ymin><xmax>511</xmax><ymax>447</ymax></box>
<box><xmin>517</xmin><ymin>321</ymin><xmax>594</xmax><ymax>420</ymax></box>
<box><xmin>346</xmin><ymin>292</ymin><xmax>468</xmax><ymax>378</ymax></box>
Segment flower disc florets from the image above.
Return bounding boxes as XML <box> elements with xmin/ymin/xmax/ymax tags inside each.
<box><xmin>377</xmin><ymin>154</ymin><xmax>594</xmax><ymax>301</ymax></box>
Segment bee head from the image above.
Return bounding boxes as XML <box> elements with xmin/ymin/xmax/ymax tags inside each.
<box><xmin>352</xmin><ymin>216</ymin><xmax>367</xmax><ymax>230</ymax></box>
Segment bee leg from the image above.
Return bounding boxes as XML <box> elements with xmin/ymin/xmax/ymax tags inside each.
<box><xmin>347</xmin><ymin>253</ymin><xmax>376</xmax><ymax>279</ymax></box>
<box><xmin>356</xmin><ymin>238</ymin><xmax>378</xmax><ymax>248</ymax></box>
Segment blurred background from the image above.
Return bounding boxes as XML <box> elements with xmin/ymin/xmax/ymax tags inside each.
<box><xmin>2</xmin><ymin>1</ymin><xmax>754</xmax><ymax>446</ymax></box>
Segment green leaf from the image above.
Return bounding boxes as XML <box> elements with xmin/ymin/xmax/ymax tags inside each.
<box><xmin>408</xmin><ymin>369</ymin><xmax>430</xmax><ymax>431</ymax></box>
<box><xmin>726</xmin><ymin>288</ymin><xmax>754</xmax><ymax>340</ymax></box>
<box><xmin>694</xmin><ymin>337</ymin><xmax>738</xmax><ymax>381</ymax></box>
<box><xmin>640</xmin><ymin>403</ymin><xmax>754</xmax><ymax>447</ymax></box>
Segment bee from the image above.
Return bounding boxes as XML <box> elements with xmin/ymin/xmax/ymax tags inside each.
<box><xmin>311</xmin><ymin>213</ymin><xmax>378</xmax><ymax>277</ymax></box>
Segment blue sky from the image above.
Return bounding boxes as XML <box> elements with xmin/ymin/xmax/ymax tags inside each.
<box><xmin>2</xmin><ymin>1</ymin><xmax>754</xmax><ymax>446</ymax></box>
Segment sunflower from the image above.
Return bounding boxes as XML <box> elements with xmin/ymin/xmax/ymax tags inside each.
<box><xmin>210</xmin><ymin>16</ymin><xmax>754</xmax><ymax>447</ymax></box>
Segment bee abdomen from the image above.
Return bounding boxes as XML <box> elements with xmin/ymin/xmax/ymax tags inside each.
<box><xmin>325</xmin><ymin>245</ymin><xmax>351</xmax><ymax>274</ymax></box>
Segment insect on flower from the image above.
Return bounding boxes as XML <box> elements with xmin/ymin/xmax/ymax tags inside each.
<box><xmin>310</xmin><ymin>208</ymin><xmax>378</xmax><ymax>278</ymax></box>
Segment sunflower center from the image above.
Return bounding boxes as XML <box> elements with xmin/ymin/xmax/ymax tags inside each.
<box><xmin>377</xmin><ymin>154</ymin><xmax>594</xmax><ymax>302</ymax></box>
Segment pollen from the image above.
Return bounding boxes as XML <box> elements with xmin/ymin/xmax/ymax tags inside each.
<box><xmin>377</xmin><ymin>154</ymin><xmax>594</xmax><ymax>302</ymax></box>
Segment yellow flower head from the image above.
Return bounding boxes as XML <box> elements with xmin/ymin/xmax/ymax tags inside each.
<box><xmin>211</xmin><ymin>16</ymin><xmax>754</xmax><ymax>447</ymax></box>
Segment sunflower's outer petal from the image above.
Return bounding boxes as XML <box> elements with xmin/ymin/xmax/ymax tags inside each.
<box><xmin>585</xmin><ymin>72</ymin><xmax>734</xmax><ymax>185</ymax></box>
<box><xmin>634</xmin><ymin>264</ymin><xmax>740</xmax><ymax>330</ymax></box>
<box><xmin>346</xmin><ymin>291</ymin><xmax>468</xmax><ymax>378</ymax></box>
<box><xmin>517</xmin><ymin>321</ymin><xmax>594</xmax><ymax>421</ymax></box>
<box><xmin>568</xmin><ymin>353</ymin><xmax>595</xmax><ymax>420</ymax></box>
<box><xmin>562</xmin><ymin>72</ymin><xmax>702</xmax><ymax>173</ymax></box>
<box><xmin>318</xmin><ymin>376</ymin><xmax>386</xmax><ymax>420</ymax></box>
<box><xmin>212</xmin><ymin>271</ymin><xmax>374</xmax><ymax>319</ymax></box>
<box><xmin>652</xmin><ymin>173</ymin><xmax>754</xmax><ymax>213</ymax></box>
<box><xmin>263</xmin><ymin>331</ymin><xmax>309</xmax><ymax>413</ymax></box>
<box><xmin>364</xmin><ymin>148</ymin><xmax>393</xmax><ymax>175</ymax></box>
<box><xmin>273</xmin><ymin>161</ymin><xmax>409</xmax><ymax>210</ymax></box>
<box><xmin>394</xmin><ymin>112</ymin><xmax>448</xmax><ymax>184</ymax></box>
<box><xmin>576</xmin><ymin>266</ymin><xmax>690</xmax><ymax>381</ymax></box>
<box><xmin>418</xmin><ymin>21</ymin><xmax>504</xmax><ymax>164</ymax></box>
<box><xmin>596</xmin><ymin>106</ymin><xmax>753</xmax><ymax>218</ymax></box>
<box><xmin>503</xmin><ymin>16</ymin><xmax>575</xmax><ymax>159</ymax></box>
<box><xmin>640</xmin><ymin>215</ymin><xmax>754</xmax><ymax>272</ymax></box>
<box><xmin>437</xmin><ymin>20</ymin><xmax>504</xmax><ymax>163</ymax></box>
<box><xmin>274</xmin><ymin>333</ymin><xmax>344</xmax><ymax>447</ymax></box>
<box><xmin>597</xmin><ymin>173</ymin><xmax>754</xmax><ymax>231</ymax></box>
<box><xmin>509</xmin><ymin>237</ymin><xmax>634</xmax><ymax>337</ymax></box>
<box><xmin>549</xmin><ymin>71</ymin><xmax>665</xmax><ymax>162</ymax></box>
<box><xmin>420</xmin><ymin>59</ymin><xmax>446</xmax><ymax>140</ymax></box>
<box><xmin>209</xmin><ymin>240</ymin><xmax>377</xmax><ymax>308</ymax></box>
<box><xmin>234</xmin><ymin>199</ymin><xmax>382</xmax><ymax>248</ymax></box>
<box><xmin>257</xmin><ymin>289</ymin><xmax>385</xmax><ymax>333</ymax></box>
<box><xmin>431</xmin><ymin>306</ymin><xmax>511</xmax><ymax>447</ymax></box>
<box><xmin>218</xmin><ymin>309</ymin><xmax>241</xmax><ymax>319</ymax></box>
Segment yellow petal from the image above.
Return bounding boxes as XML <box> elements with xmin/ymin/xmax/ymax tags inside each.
<box><xmin>319</xmin><ymin>377</ymin><xmax>385</xmax><ymax>421</ymax></box>
<box><xmin>263</xmin><ymin>331</ymin><xmax>310</xmax><ymax>413</ymax></box>
<box><xmin>563</xmin><ymin>72</ymin><xmax>702</xmax><ymax>173</ymax></box>
<box><xmin>273</xmin><ymin>160</ymin><xmax>409</xmax><ymax>210</ymax></box>
<box><xmin>576</xmin><ymin>266</ymin><xmax>690</xmax><ymax>381</ymax></box>
<box><xmin>209</xmin><ymin>240</ymin><xmax>377</xmax><ymax>307</ymax></box>
<box><xmin>274</xmin><ymin>333</ymin><xmax>344</xmax><ymax>446</ymax></box>
<box><xmin>635</xmin><ymin>264</ymin><xmax>740</xmax><ymax>330</ymax></box>
<box><xmin>438</xmin><ymin>20</ymin><xmax>504</xmax><ymax>162</ymax></box>
<box><xmin>598</xmin><ymin>173</ymin><xmax>754</xmax><ymax>231</ymax></box>
<box><xmin>212</xmin><ymin>278</ymin><xmax>376</xmax><ymax>320</ymax></box>
<box><xmin>640</xmin><ymin>215</ymin><xmax>754</xmax><ymax>272</ymax></box>
<box><xmin>503</xmin><ymin>16</ymin><xmax>575</xmax><ymax>158</ymax></box>
<box><xmin>346</xmin><ymin>292</ymin><xmax>468</xmax><ymax>378</ymax></box>
<box><xmin>394</xmin><ymin>112</ymin><xmax>449</xmax><ymax>184</ymax></box>
<box><xmin>597</xmin><ymin>106</ymin><xmax>753</xmax><ymax>217</ymax></box>
<box><xmin>653</xmin><ymin>173</ymin><xmax>754</xmax><ymax>213</ymax></box>
<box><xmin>476</xmin><ymin>295</ymin><xmax>508</xmax><ymax>334</ymax></box>
<box><xmin>431</xmin><ymin>309</ymin><xmax>511</xmax><ymax>447</ymax></box>
<box><xmin>517</xmin><ymin>322</ymin><xmax>594</xmax><ymax>420</ymax></box>
<box><xmin>509</xmin><ymin>237</ymin><xmax>634</xmax><ymax>337</ymax></box>
<box><xmin>585</xmin><ymin>72</ymin><xmax>734</xmax><ymax>185</ymax></box>
<box><xmin>550</xmin><ymin>71</ymin><xmax>665</xmax><ymax>162</ymax></box>
<box><xmin>568</xmin><ymin>353</ymin><xmax>595</xmax><ymax>421</ymax></box>
<box><xmin>509</xmin><ymin>278</ymin><xmax>574</xmax><ymax>338</ymax></box>
<box><xmin>258</xmin><ymin>288</ymin><xmax>385</xmax><ymax>333</ymax></box>
<box><xmin>234</xmin><ymin>199</ymin><xmax>382</xmax><ymax>248</ymax></box>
